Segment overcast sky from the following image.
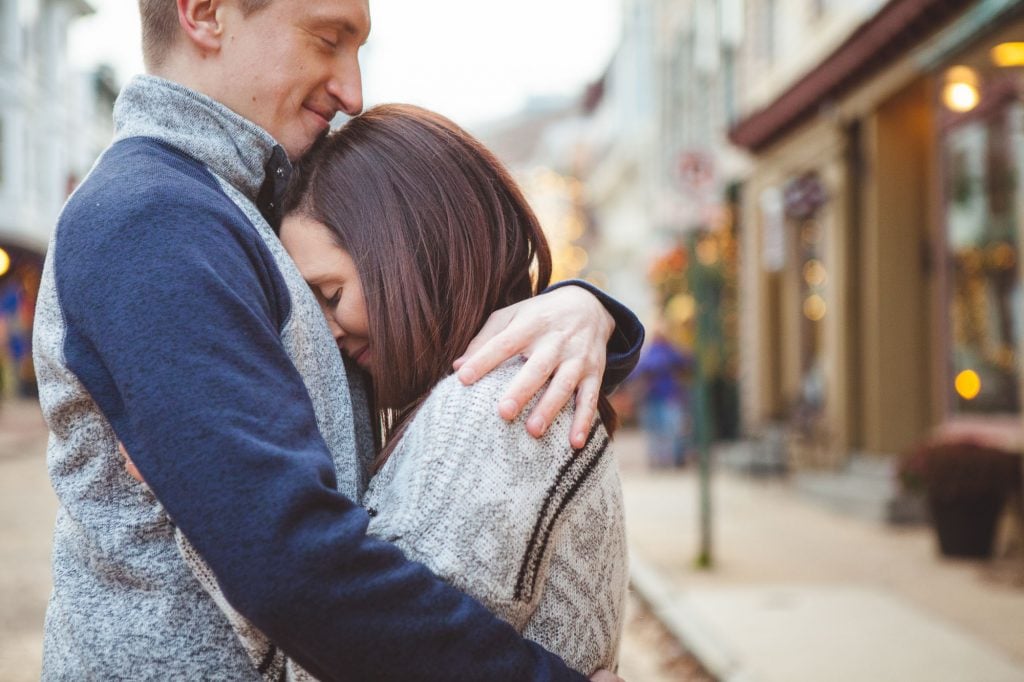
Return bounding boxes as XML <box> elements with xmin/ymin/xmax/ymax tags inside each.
<box><xmin>69</xmin><ymin>0</ymin><xmax>622</xmax><ymax>128</ymax></box>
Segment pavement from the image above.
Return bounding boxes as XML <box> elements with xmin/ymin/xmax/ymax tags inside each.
<box><xmin>0</xmin><ymin>400</ymin><xmax>707</xmax><ymax>681</ymax></box>
<box><xmin>5</xmin><ymin>399</ymin><xmax>1023</xmax><ymax>681</ymax></box>
<box><xmin>616</xmin><ymin>430</ymin><xmax>1024</xmax><ymax>682</ymax></box>
<box><xmin>0</xmin><ymin>400</ymin><xmax>52</xmax><ymax>682</ymax></box>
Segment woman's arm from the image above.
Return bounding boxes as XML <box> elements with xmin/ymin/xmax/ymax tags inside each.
<box><xmin>364</xmin><ymin>360</ymin><xmax>628</xmax><ymax>674</ymax></box>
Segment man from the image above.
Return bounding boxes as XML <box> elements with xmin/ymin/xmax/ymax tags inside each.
<box><xmin>34</xmin><ymin>0</ymin><xmax>642</xmax><ymax>679</ymax></box>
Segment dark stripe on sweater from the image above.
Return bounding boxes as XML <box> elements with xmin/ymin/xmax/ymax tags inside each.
<box><xmin>513</xmin><ymin>431</ymin><xmax>609</xmax><ymax>601</ymax></box>
<box><xmin>257</xmin><ymin>644</ymin><xmax>277</xmax><ymax>675</ymax></box>
<box><xmin>524</xmin><ymin>437</ymin><xmax>609</xmax><ymax>600</ymax></box>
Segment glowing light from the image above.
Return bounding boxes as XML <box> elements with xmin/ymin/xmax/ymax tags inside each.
<box><xmin>564</xmin><ymin>215</ymin><xmax>585</xmax><ymax>241</ymax></box>
<box><xmin>803</xmin><ymin>259</ymin><xmax>828</xmax><ymax>287</ymax></box>
<box><xmin>566</xmin><ymin>246</ymin><xmax>588</xmax><ymax>272</ymax></box>
<box><xmin>955</xmin><ymin>370</ymin><xmax>981</xmax><ymax>401</ymax></box>
<box><xmin>943</xmin><ymin>82</ymin><xmax>980</xmax><ymax>112</ymax></box>
<box><xmin>0</xmin><ymin>249</ymin><xmax>9</xmax><ymax>277</ymax></box>
<box><xmin>667</xmin><ymin>294</ymin><xmax>696</xmax><ymax>323</ymax></box>
<box><xmin>803</xmin><ymin>294</ymin><xmax>826</xmax><ymax>321</ymax></box>
<box><xmin>696</xmin><ymin>238</ymin><xmax>719</xmax><ymax>266</ymax></box>
<box><xmin>991</xmin><ymin>42</ymin><xmax>1024</xmax><ymax>68</ymax></box>
<box><xmin>942</xmin><ymin>66</ymin><xmax>980</xmax><ymax>113</ymax></box>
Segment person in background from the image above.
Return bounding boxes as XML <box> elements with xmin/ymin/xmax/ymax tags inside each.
<box><xmin>633</xmin><ymin>327</ymin><xmax>691</xmax><ymax>468</ymax></box>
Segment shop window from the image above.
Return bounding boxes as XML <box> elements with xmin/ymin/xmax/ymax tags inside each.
<box><xmin>784</xmin><ymin>172</ymin><xmax>829</xmax><ymax>430</ymax></box>
<box><xmin>941</xmin><ymin>92</ymin><xmax>1023</xmax><ymax>415</ymax></box>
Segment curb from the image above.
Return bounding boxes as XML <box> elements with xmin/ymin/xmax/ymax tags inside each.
<box><xmin>628</xmin><ymin>552</ymin><xmax>758</xmax><ymax>682</ymax></box>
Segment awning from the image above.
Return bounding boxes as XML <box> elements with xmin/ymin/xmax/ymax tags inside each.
<box><xmin>728</xmin><ymin>0</ymin><xmax>988</xmax><ymax>152</ymax></box>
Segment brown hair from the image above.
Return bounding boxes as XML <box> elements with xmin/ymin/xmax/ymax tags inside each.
<box><xmin>138</xmin><ymin>0</ymin><xmax>272</xmax><ymax>68</ymax></box>
<box><xmin>284</xmin><ymin>104</ymin><xmax>615</xmax><ymax>469</ymax></box>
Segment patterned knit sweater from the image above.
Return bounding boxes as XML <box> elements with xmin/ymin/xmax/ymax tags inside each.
<box><xmin>183</xmin><ymin>358</ymin><xmax>628</xmax><ymax>678</ymax></box>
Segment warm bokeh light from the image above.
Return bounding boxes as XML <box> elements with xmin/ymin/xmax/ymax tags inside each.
<box><xmin>955</xmin><ymin>369</ymin><xmax>982</xmax><ymax>401</ymax></box>
<box><xmin>667</xmin><ymin>293</ymin><xmax>696</xmax><ymax>323</ymax></box>
<box><xmin>803</xmin><ymin>259</ymin><xmax>828</xmax><ymax>287</ymax></box>
<box><xmin>943</xmin><ymin>82</ymin><xmax>980</xmax><ymax>112</ymax></box>
<box><xmin>991</xmin><ymin>42</ymin><xmax>1024</xmax><ymax>67</ymax></box>
<box><xmin>696</xmin><ymin>238</ymin><xmax>720</xmax><ymax>266</ymax></box>
<box><xmin>942</xmin><ymin>66</ymin><xmax>980</xmax><ymax>112</ymax></box>
<box><xmin>0</xmin><ymin>248</ymin><xmax>10</xmax><ymax>278</ymax></box>
<box><xmin>803</xmin><ymin>294</ymin><xmax>827</xmax><ymax>321</ymax></box>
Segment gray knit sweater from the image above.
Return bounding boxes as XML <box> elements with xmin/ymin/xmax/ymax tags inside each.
<box><xmin>184</xmin><ymin>358</ymin><xmax>628</xmax><ymax>678</ymax></box>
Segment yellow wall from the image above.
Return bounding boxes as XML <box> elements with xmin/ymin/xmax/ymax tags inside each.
<box><xmin>858</xmin><ymin>78</ymin><xmax>938</xmax><ymax>453</ymax></box>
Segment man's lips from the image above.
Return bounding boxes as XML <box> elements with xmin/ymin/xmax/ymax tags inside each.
<box><xmin>304</xmin><ymin>104</ymin><xmax>335</xmax><ymax>129</ymax></box>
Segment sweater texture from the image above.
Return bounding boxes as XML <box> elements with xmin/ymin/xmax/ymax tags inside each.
<box><xmin>34</xmin><ymin>75</ymin><xmax>603</xmax><ymax>681</ymax></box>
<box><xmin>182</xmin><ymin>358</ymin><xmax>628</xmax><ymax>679</ymax></box>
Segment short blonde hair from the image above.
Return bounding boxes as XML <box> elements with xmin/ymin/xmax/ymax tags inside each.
<box><xmin>138</xmin><ymin>0</ymin><xmax>273</xmax><ymax>68</ymax></box>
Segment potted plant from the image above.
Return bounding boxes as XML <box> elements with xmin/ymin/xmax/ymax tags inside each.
<box><xmin>900</xmin><ymin>440</ymin><xmax>1022</xmax><ymax>558</ymax></box>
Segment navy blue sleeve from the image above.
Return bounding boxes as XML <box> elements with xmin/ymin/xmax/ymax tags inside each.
<box><xmin>55</xmin><ymin>141</ymin><xmax>586</xmax><ymax>682</ymax></box>
<box><xmin>544</xmin><ymin>279</ymin><xmax>645</xmax><ymax>391</ymax></box>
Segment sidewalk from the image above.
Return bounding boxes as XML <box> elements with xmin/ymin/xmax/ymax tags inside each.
<box><xmin>616</xmin><ymin>430</ymin><xmax>1024</xmax><ymax>682</ymax></box>
<box><xmin>0</xmin><ymin>399</ymin><xmax>47</xmax><ymax>460</ymax></box>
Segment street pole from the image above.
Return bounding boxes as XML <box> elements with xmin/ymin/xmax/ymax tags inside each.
<box><xmin>688</xmin><ymin>231</ymin><xmax>724</xmax><ymax>569</ymax></box>
<box><xmin>694</xmin><ymin>343</ymin><xmax>713</xmax><ymax>568</ymax></box>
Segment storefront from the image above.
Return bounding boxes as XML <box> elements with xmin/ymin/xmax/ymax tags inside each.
<box><xmin>933</xmin><ymin>16</ymin><xmax>1024</xmax><ymax>433</ymax></box>
<box><xmin>731</xmin><ymin>0</ymin><xmax>1024</xmax><ymax>472</ymax></box>
<box><xmin>0</xmin><ymin>241</ymin><xmax>43</xmax><ymax>399</ymax></box>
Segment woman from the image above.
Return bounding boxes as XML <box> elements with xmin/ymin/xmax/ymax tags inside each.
<box><xmin>159</xmin><ymin>104</ymin><xmax>626</xmax><ymax>679</ymax></box>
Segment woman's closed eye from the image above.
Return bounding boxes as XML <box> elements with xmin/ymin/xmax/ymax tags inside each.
<box><xmin>324</xmin><ymin>288</ymin><xmax>342</xmax><ymax>308</ymax></box>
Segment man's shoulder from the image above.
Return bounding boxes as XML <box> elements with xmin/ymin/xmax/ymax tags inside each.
<box><xmin>67</xmin><ymin>137</ymin><xmax>238</xmax><ymax>228</ymax></box>
<box><xmin>58</xmin><ymin>137</ymin><xmax>256</xmax><ymax>258</ymax></box>
<box><xmin>88</xmin><ymin>136</ymin><xmax>219</xmax><ymax>189</ymax></box>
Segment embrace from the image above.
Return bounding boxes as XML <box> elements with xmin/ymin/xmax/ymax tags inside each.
<box><xmin>34</xmin><ymin>1</ymin><xmax>644</xmax><ymax>680</ymax></box>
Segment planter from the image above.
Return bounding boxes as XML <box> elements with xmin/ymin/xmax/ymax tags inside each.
<box><xmin>900</xmin><ymin>439</ymin><xmax>1022</xmax><ymax>559</ymax></box>
<box><xmin>929</xmin><ymin>495</ymin><xmax>1004</xmax><ymax>558</ymax></box>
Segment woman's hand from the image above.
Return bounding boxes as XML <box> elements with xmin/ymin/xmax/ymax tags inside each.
<box><xmin>590</xmin><ymin>670</ymin><xmax>625</xmax><ymax>682</ymax></box>
<box><xmin>454</xmin><ymin>285</ymin><xmax>614</xmax><ymax>449</ymax></box>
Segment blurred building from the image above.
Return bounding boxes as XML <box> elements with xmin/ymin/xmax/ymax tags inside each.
<box><xmin>478</xmin><ymin>0</ymin><xmax>750</xmax><ymax>437</ymax></box>
<box><xmin>731</xmin><ymin>0</ymin><xmax>1024</xmax><ymax>513</ymax></box>
<box><xmin>0</xmin><ymin>0</ymin><xmax>114</xmax><ymax>397</ymax></box>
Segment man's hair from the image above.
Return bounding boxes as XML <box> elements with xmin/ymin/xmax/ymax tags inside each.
<box><xmin>138</xmin><ymin>0</ymin><xmax>273</xmax><ymax>68</ymax></box>
<box><xmin>284</xmin><ymin>104</ymin><xmax>618</xmax><ymax>468</ymax></box>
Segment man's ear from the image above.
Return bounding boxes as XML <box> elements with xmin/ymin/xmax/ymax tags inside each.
<box><xmin>177</xmin><ymin>0</ymin><xmax>226</xmax><ymax>53</ymax></box>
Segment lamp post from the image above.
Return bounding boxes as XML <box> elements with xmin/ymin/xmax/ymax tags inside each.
<box><xmin>688</xmin><ymin>230</ymin><xmax>724</xmax><ymax>568</ymax></box>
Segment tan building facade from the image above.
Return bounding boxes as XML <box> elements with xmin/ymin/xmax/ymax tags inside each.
<box><xmin>733</xmin><ymin>0</ymin><xmax>1024</xmax><ymax>468</ymax></box>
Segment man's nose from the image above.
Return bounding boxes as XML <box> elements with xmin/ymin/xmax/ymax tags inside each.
<box><xmin>327</xmin><ymin>56</ymin><xmax>363</xmax><ymax>117</ymax></box>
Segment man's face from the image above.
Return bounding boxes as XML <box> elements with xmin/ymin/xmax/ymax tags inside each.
<box><xmin>215</xmin><ymin>0</ymin><xmax>370</xmax><ymax>160</ymax></box>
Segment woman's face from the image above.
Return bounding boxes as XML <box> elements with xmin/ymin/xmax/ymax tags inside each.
<box><xmin>280</xmin><ymin>214</ymin><xmax>372</xmax><ymax>368</ymax></box>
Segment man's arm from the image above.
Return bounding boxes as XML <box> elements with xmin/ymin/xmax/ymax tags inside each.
<box><xmin>55</xmin><ymin>188</ymin><xmax>586</xmax><ymax>681</ymax></box>
<box><xmin>455</xmin><ymin>281</ymin><xmax>644</xmax><ymax>448</ymax></box>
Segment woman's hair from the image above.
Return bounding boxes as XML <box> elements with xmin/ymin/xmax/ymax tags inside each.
<box><xmin>283</xmin><ymin>104</ymin><xmax>615</xmax><ymax>468</ymax></box>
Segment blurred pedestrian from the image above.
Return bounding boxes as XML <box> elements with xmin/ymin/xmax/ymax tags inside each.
<box><xmin>633</xmin><ymin>328</ymin><xmax>691</xmax><ymax>468</ymax></box>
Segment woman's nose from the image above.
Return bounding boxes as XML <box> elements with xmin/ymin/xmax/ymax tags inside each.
<box><xmin>325</xmin><ymin>313</ymin><xmax>344</xmax><ymax>341</ymax></box>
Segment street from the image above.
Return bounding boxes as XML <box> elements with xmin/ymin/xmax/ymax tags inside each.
<box><xmin>0</xmin><ymin>401</ymin><xmax>706</xmax><ymax>681</ymax></box>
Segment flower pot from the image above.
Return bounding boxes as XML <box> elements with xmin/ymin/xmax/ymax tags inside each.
<box><xmin>928</xmin><ymin>495</ymin><xmax>1003</xmax><ymax>558</ymax></box>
